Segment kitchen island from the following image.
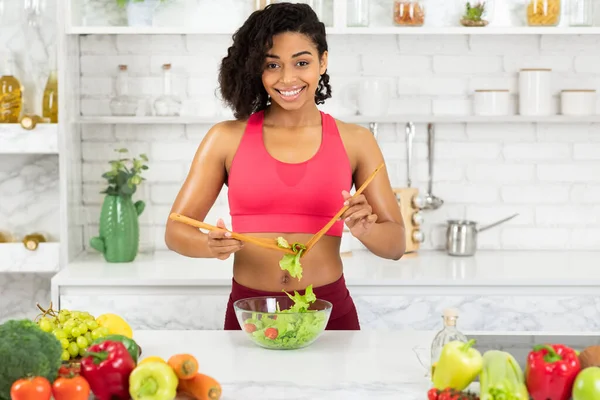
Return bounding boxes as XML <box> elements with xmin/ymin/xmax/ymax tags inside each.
<box><xmin>134</xmin><ymin>329</ymin><xmax>600</xmax><ymax>400</ymax></box>
<box><xmin>51</xmin><ymin>249</ymin><xmax>600</xmax><ymax>332</ymax></box>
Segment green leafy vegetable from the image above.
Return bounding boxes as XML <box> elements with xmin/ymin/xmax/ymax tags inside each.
<box><xmin>243</xmin><ymin>285</ymin><xmax>327</xmax><ymax>350</ymax></box>
<box><xmin>276</xmin><ymin>238</ymin><xmax>306</xmax><ymax>280</ymax></box>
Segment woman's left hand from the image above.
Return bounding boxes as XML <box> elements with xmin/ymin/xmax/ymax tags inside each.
<box><xmin>339</xmin><ymin>190</ymin><xmax>377</xmax><ymax>238</ymax></box>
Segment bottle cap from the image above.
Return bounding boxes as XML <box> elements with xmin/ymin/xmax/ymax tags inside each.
<box><xmin>443</xmin><ymin>308</ymin><xmax>459</xmax><ymax>318</ymax></box>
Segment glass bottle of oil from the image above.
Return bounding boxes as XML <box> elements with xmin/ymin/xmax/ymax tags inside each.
<box><xmin>42</xmin><ymin>70</ymin><xmax>58</xmax><ymax>123</ymax></box>
<box><xmin>23</xmin><ymin>232</ymin><xmax>47</xmax><ymax>251</ymax></box>
<box><xmin>0</xmin><ymin>230</ymin><xmax>15</xmax><ymax>243</ymax></box>
<box><xmin>429</xmin><ymin>308</ymin><xmax>468</xmax><ymax>379</ymax></box>
<box><xmin>0</xmin><ymin>55</ymin><xmax>23</xmax><ymax>123</ymax></box>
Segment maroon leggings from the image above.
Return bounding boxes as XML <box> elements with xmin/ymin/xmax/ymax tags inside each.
<box><xmin>224</xmin><ymin>274</ymin><xmax>360</xmax><ymax>330</ymax></box>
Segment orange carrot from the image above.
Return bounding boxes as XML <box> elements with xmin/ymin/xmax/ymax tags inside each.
<box><xmin>177</xmin><ymin>373</ymin><xmax>222</xmax><ymax>400</ymax></box>
<box><xmin>168</xmin><ymin>353</ymin><xmax>199</xmax><ymax>380</ymax></box>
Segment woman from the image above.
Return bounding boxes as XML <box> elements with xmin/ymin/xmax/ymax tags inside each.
<box><xmin>165</xmin><ymin>3</ymin><xmax>406</xmax><ymax>330</ymax></box>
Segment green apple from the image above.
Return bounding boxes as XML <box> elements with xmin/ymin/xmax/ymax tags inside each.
<box><xmin>573</xmin><ymin>367</ymin><xmax>600</xmax><ymax>400</ymax></box>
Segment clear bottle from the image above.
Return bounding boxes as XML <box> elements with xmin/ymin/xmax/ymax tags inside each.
<box><xmin>393</xmin><ymin>1</ymin><xmax>426</xmax><ymax>26</ymax></box>
<box><xmin>348</xmin><ymin>0</ymin><xmax>370</xmax><ymax>27</ymax></box>
<box><xmin>430</xmin><ymin>308</ymin><xmax>468</xmax><ymax>379</ymax></box>
<box><xmin>569</xmin><ymin>0</ymin><xmax>593</xmax><ymax>26</ymax></box>
<box><xmin>154</xmin><ymin>64</ymin><xmax>181</xmax><ymax>117</ymax></box>
<box><xmin>22</xmin><ymin>232</ymin><xmax>47</xmax><ymax>251</ymax></box>
<box><xmin>0</xmin><ymin>55</ymin><xmax>23</xmax><ymax>123</ymax></box>
<box><xmin>110</xmin><ymin>65</ymin><xmax>138</xmax><ymax>116</ymax></box>
<box><xmin>527</xmin><ymin>0</ymin><xmax>561</xmax><ymax>26</ymax></box>
<box><xmin>42</xmin><ymin>70</ymin><xmax>58</xmax><ymax>123</ymax></box>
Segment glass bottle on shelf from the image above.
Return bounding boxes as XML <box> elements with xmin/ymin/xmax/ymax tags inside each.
<box><xmin>0</xmin><ymin>54</ymin><xmax>23</xmax><ymax>123</ymax></box>
<box><xmin>154</xmin><ymin>64</ymin><xmax>182</xmax><ymax>117</ymax></box>
<box><xmin>430</xmin><ymin>308</ymin><xmax>468</xmax><ymax>379</ymax></box>
<box><xmin>569</xmin><ymin>0</ymin><xmax>593</xmax><ymax>26</ymax></box>
<box><xmin>254</xmin><ymin>0</ymin><xmax>273</xmax><ymax>11</ymax></box>
<box><xmin>526</xmin><ymin>0</ymin><xmax>561</xmax><ymax>26</ymax></box>
<box><xmin>42</xmin><ymin>70</ymin><xmax>58</xmax><ymax>123</ymax></box>
<box><xmin>393</xmin><ymin>1</ymin><xmax>425</xmax><ymax>26</ymax></box>
<box><xmin>0</xmin><ymin>230</ymin><xmax>15</xmax><ymax>243</ymax></box>
<box><xmin>348</xmin><ymin>0</ymin><xmax>370</xmax><ymax>27</ymax></box>
<box><xmin>458</xmin><ymin>0</ymin><xmax>493</xmax><ymax>27</ymax></box>
<box><xmin>110</xmin><ymin>65</ymin><xmax>138</xmax><ymax>116</ymax></box>
<box><xmin>22</xmin><ymin>232</ymin><xmax>47</xmax><ymax>251</ymax></box>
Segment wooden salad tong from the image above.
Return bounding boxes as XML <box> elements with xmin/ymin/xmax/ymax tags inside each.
<box><xmin>168</xmin><ymin>213</ymin><xmax>296</xmax><ymax>255</ymax></box>
<box><xmin>303</xmin><ymin>162</ymin><xmax>385</xmax><ymax>255</ymax></box>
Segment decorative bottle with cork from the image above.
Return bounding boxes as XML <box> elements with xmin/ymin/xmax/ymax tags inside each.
<box><xmin>109</xmin><ymin>65</ymin><xmax>138</xmax><ymax>116</ymax></box>
<box><xmin>154</xmin><ymin>64</ymin><xmax>181</xmax><ymax>116</ymax></box>
<box><xmin>0</xmin><ymin>54</ymin><xmax>23</xmax><ymax>123</ymax></box>
<box><xmin>429</xmin><ymin>308</ymin><xmax>468</xmax><ymax>379</ymax></box>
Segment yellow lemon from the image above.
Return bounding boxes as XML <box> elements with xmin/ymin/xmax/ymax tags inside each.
<box><xmin>96</xmin><ymin>313</ymin><xmax>133</xmax><ymax>338</ymax></box>
<box><xmin>138</xmin><ymin>356</ymin><xmax>166</xmax><ymax>365</ymax></box>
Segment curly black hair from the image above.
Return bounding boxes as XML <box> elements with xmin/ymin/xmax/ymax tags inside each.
<box><xmin>218</xmin><ymin>2</ymin><xmax>332</xmax><ymax>120</ymax></box>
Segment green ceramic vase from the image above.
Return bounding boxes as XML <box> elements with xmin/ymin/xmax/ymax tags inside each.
<box><xmin>90</xmin><ymin>194</ymin><xmax>145</xmax><ymax>263</ymax></box>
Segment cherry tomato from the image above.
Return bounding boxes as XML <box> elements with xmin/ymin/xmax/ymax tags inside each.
<box><xmin>10</xmin><ymin>376</ymin><xmax>52</xmax><ymax>400</ymax></box>
<box><xmin>265</xmin><ymin>327</ymin><xmax>278</xmax><ymax>340</ymax></box>
<box><xmin>52</xmin><ymin>375</ymin><xmax>90</xmax><ymax>400</ymax></box>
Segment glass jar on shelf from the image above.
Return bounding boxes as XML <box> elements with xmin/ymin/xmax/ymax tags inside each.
<box><xmin>569</xmin><ymin>0</ymin><xmax>593</xmax><ymax>26</ymax></box>
<box><xmin>526</xmin><ymin>0</ymin><xmax>561</xmax><ymax>26</ymax></box>
<box><xmin>348</xmin><ymin>0</ymin><xmax>370</xmax><ymax>27</ymax></box>
<box><xmin>154</xmin><ymin>64</ymin><xmax>182</xmax><ymax>117</ymax></box>
<box><xmin>458</xmin><ymin>0</ymin><xmax>493</xmax><ymax>27</ymax></box>
<box><xmin>393</xmin><ymin>1</ymin><xmax>425</xmax><ymax>27</ymax></box>
<box><xmin>109</xmin><ymin>65</ymin><xmax>138</xmax><ymax>116</ymax></box>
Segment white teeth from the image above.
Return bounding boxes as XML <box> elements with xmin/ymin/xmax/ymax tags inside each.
<box><xmin>280</xmin><ymin>88</ymin><xmax>303</xmax><ymax>97</ymax></box>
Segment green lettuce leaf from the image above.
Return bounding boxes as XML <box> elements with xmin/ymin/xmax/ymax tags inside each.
<box><xmin>278</xmin><ymin>242</ymin><xmax>306</xmax><ymax>280</ymax></box>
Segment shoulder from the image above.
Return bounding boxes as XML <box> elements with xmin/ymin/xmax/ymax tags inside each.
<box><xmin>331</xmin><ymin>117</ymin><xmax>378</xmax><ymax>150</ymax></box>
<box><xmin>196</xmin><ymin>118</ymin><xmax>248</xmax><ymax>151</ymax></box>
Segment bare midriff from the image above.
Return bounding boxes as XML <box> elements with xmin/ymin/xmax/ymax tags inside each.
<box><xmin>231</xmin><ymin>232</ymin><xmax>343</xmax><ymax>292</ymax></box>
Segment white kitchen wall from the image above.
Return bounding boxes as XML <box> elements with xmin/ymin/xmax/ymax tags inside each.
<box><xmin>0</xmin><ymin>0</ymin><xmax>58</xmax><ymax>322</ymax></box>
<box><xmin>78</xmin><ymin>29</ymin><xmax>600</xmax><ymax>252</ymax></box>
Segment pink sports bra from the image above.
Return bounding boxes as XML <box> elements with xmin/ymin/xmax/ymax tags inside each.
<box><xmin>227</xmin><ymin>110</ymin><xmax>352</xmax><ymax>237</ymax></box>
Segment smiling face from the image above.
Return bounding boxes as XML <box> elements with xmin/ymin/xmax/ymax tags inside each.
<box><xmin>262</xmin><ymin>32</ymin><xmax>328</xmax><ymax>112</ymax></box>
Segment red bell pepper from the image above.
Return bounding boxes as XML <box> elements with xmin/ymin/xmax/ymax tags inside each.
<box><xmin>80</xmin><ymin>340</ymin><xmax>136</xmax><ymax>400</ymax></box>
<box><xmin>525</xmin><ymin>343</ymin><xmax>581</xmax><ymax>400</ymax></box>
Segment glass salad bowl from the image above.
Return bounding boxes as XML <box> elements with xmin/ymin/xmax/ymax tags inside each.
<box><xmin>233</xmin><ymin>296</ymin><xmax>332</xmax><ymax>350</ymax></box>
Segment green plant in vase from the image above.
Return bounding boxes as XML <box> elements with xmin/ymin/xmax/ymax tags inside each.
<box><xmin>460</xmin><ymin>2</ymin><xmax>489</xmax><ymax>27</ymax></box>
<box><xmin>90</xmin><ymin>148</ymin><xmax>149</xmax><ymax>263</ymax></box>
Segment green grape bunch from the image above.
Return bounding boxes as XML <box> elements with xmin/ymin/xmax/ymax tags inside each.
<box><xmin>34</xmin><ymin>303</ymin><xmax>110</xmax><ymax>361</ymax></box>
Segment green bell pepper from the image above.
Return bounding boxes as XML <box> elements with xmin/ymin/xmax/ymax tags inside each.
<box><xmin>433</xmin><ymin>339</ymin><xmax>483</xmax><ymax>391</ymax></box>
<box><xmin>129</xmin><ymin>361</ymin><xmax>179</xmax><ymax>400</ymax></box>
<box><xmin>91</xmin><ymin>334</ymin><xmax>141</xmax><ymax>363</ymax></box>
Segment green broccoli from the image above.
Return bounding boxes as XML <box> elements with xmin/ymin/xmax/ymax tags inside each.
<box><xmin>0</xmin><ymin>319</ymin><xmax>63</xmax><ymax>400</ymax></box>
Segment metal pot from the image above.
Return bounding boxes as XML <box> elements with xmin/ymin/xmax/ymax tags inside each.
<box><xmin>445</xmin><ymin>213</ymin><xmax>519</xmax><ymax>256</ymax></box>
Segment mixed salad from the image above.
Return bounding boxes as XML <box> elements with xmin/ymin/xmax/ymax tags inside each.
<box><xmin>242</xmin><ymin>285</ymin><xmax>329</xmax><ymax>349</ymax></box>
<box><xmin>276</xmin><ymin>237</ymin><xmax>306</xmax><ymax>280</ymax></box>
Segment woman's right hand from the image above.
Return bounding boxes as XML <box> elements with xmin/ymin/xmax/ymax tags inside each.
<box><xmin>207</xmin><ymin>218</ymin><xmax>243</xmax><ymax>260</ymax></box>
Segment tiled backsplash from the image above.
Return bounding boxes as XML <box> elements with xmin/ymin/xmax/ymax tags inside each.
<box><xmin>79</xmin><ymin>31</ymin><xmax>600</xmax><ymax>251</ymax></box>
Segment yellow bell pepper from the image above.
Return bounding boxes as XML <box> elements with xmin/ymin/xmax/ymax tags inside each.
<box><xmin>433</xmin><ymin>339</ymin><xmax>483</xmax><ymax>391</ymax></box>
<box><xmin>96</xmin><ymin>313</ymin><xmax>133</xmax><ymax>338</ymax></box>
<box><xmin>129</xmin><ymin>361</ymin><xmax>179</xmax><ymax>400</ymax></box>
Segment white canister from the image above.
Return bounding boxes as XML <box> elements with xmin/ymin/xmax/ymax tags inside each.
<box><xmin>519</xmin><ymin>68</ymin><xmax>553</xmax><ymax>116</ymax></box>
<box><xmin>473</xmin><ymin>90</ymin><xmax>511</xmax><ymax>116</ymax></box>
<box><xmin>356</xmin><ymin>79</ymin><xmax>391</xmax><ymax>117</ymax></box>
<box><xmin>560</xmin><ymin>90</ymin><xmax>597</xmax><ymax>116</ymax></box>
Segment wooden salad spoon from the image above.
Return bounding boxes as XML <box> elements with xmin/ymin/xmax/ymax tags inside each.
<box><xmin>168</xmin><ymin>213</ymin><xmax>296</xmax><ymax>255</ymax></box>
<box><xmin>303</xmin><ymin>162</ymin><xmax>386</xmax><ymax>256</ymax></box>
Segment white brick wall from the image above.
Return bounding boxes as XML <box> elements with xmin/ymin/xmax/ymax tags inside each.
<box><xmin>80</xmin><ymin>34</ymin><xmax>600</xmax><ymax>251</ymax></box>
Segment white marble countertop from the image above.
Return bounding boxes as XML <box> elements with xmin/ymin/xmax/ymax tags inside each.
<box><xmin>52</xmin><ymin>249</ymin><xmax>600</xmax><ymax>295</ymax></box>
<box><xmin>135</xmin><ymin>329</ymin><xmax>450</xmax><ymax>400</ymax></box>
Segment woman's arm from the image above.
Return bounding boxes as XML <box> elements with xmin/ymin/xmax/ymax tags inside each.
<box><xmin>164</xmin><ymin>122</ymin><xmax>236</xmax><ymax>258</ymax></box>
<box><xmin>346</xmin><ymin>125</ymin><xmax>406</xmax><ymax>260</ymax></box>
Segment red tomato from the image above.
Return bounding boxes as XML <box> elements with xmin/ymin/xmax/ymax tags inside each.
<box><xmin>10</xmin><ymin>376</ymin><xmax>51</xmax><ymax>400</ymax></box>
<box><xmin>52</xmin><ymin>375</ymin><xmax>90</xmax><ymax>400</ymax></box>
<box><xmin>244</xmin><ymin>323</ymin><xmax>257</xmax><ymax>333</ymax></box>
<box><xmin>265</xmin><ymin>327</ymin><xmax>278</xmax><ymax>340</ymax></box>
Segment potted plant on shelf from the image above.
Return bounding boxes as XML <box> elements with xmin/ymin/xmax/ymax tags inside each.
<box><xmin>90</xmin><ymin>148</ymin><xmax>149</xmax><ymax>263</ymax></box>
<box><xmin>460</xmin><ymin>1</ymin><xmax>489</xmax><ymax>27</ymax></box>
<box><xmin>116</xmin><ymin>0</ymin><xmax>166</xmax><ymax>27</ymax></box>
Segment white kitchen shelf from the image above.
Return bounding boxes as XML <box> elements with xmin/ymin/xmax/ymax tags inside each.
<box><xmin>0</xmin><ymin>243</ymin><xmax>61</xmax><ymax>273</ymax></box>
<box><xmin>77</xmin><ymin>115</ymin><xmax>600</xmax><ymax>124</ymax></box>
<box><xmin>66</xmin><ymin>26</ymin><xmax>600</xmax><ymax>36</ymax></box>
<box><xmin>0</xmin><ymin>123</ymin><xmax>59</xmax><ymax>154</ymax></box>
